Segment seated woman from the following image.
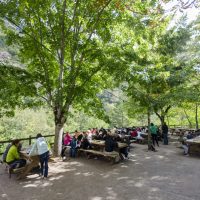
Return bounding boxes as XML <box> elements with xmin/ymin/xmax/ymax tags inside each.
<box><xmin>63</xmin><ymin>132</ymin><xmax>72</xmax><ymax>146</ymax></box>
<box><xmin>61</xmin><ymin>132</ymin><xmax>72</xmax><ymax>159</ymax></box>
<box><xmin>6</xmin><ymin>139</ymin><xmax>26</xmax><ymax>170</ymax></box>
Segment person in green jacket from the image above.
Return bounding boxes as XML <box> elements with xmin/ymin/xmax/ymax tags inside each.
<box><xmin>150</xmin><ymin>123</ymin><xmax>159</xmax><ymax>147</ymax></box>
<box><xmin>6</xmin><ymin>139</ymin><xmax>26</xmax><ymax>169</ymax></box>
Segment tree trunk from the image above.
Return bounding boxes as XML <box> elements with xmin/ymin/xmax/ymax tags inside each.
<box><xmin>53</xmin><ymin>107</ymin><xmax>66</xmax><ymax>156</ymax></box>
<box><xmin>195</xmin><ymin>103</ymin><xmax>199</xmax><ymax>130</ymax></box>
<box><xmin>183</xmin><ymin>109</ymin><xmax>192</xmax><ymax>128</ymax></box>
<box><xmin>147</xmin><ymin>107</ymin><xmax>151</xmax><ymax>150</ymax></box>
<box><xmin>155</xmin><ymin>112</ymin><xmax>165</xmax><ymax>131</ymax></box>
<box><xmin>54</xmin><ymin>123</ymin><xmax>64</xmax><ymax>156</ymax></box>
<box><xmin>160</xmin><ymin>116</ymin><xmax>165</xmax><ymax>129</ymax></box>
<box><xmin>166</xmin><ymin>115</ymin><xmax>170</xmax><ymax>126</ymax></box>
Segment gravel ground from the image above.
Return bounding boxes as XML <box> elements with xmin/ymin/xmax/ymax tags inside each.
<box><xmin>0</xmin><ymin>143</ymin><xmax>200</xmax><ymax>200</ymax></box>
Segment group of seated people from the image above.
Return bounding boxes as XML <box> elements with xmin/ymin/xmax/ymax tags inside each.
<box><xmin>61</xmin><ymin>128</ymin><xmax>130</xmax><ymax>160</ymax></box>
<box><xmin>1</xmin><ymin>134</ymin><xmax>50</xmax><ymax>179</ymax></box>
<box><xmin>180</xmin><ymin>131</ymin><xmax>200</xmax><ymax>156</ymax></box>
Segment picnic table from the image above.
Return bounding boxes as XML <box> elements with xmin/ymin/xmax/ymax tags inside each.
<box><xmin>186</xmin><ymin>136</ymin><xmax>200</xmax><ymax>156</ymax></box>
<box><xmin>79</xmin><ymin>140</ymin><xmax>128</xmax><ymax>163</ymax></box>
<box><xmin>17</xmin><ymin>151</ymin><xmax>40</xmax><ymax>179</ymax></box>
<box><xmin>91</xmin><ymin>140</ymin><xmax>128</xmax><ymax>151</ymax></box>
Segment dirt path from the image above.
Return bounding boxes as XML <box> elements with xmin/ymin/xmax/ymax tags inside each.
<box><xmin>0</xmin><ymin>143</ymin><xmax>200</xmax><ymax>200</ymax></box>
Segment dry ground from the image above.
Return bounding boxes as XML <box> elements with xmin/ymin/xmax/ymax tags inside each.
<box><xmin>0</xmin><ymin>143</ymin><xmax>200</xmax><ymax>200</ymax></box>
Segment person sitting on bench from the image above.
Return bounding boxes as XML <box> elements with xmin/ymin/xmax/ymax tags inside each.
<box><xmin>6</xmin><ymin>139</ymin><xmax>26</xmax><ymax>170</ymax></box>
<box><xmin>105</xmin><ymin>134</ymin><xmax>120</xmax><ymax>162</ymax></box>
<box><xmin>81</xmin><ymin>133</ymin><xmax>92</xmax><ymax>149</ymax></box>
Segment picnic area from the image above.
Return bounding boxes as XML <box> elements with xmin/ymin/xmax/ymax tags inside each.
<box><xmin>1</xmin><ymin>0</ymin><xmax>200</xmax><ymax>200</ymax></box>
<box><xmin>1</xmin><ymin>142</ymin><xmax>200</xmax><ymax>200</ymax></box>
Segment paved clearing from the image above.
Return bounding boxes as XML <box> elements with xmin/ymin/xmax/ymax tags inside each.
<box><xmin>0</xmin><ymin>143</ymin><xmax>200</xmax><ymax>200</ymax></box>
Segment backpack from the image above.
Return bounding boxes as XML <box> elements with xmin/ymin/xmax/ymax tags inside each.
<box><xmin>2</xmin><ymin>144</ymin><xmax>12</xmax><ymax>162</ymax></box>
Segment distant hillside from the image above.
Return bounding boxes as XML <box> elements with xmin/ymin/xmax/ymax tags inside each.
<box><xmin>0</xmin><ymin>31</ymin><xmax>20</xmax><ymax>66</ymax></box>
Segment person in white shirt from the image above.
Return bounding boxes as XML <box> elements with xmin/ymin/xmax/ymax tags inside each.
<box><xmin>29</xmin><ymin>133</ymin><xmax>49</xmax><ymax>178</ymax></box>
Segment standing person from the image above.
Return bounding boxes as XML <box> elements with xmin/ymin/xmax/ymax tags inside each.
<box><xmin>162</xmin><ymin>122</ymin><xmax>169</xmax><ymax>145</ymax></box>
<box><xmin>29</xmin><ymin>133</ymin><xmax>49</xmax><ymax>178</ymax></box>
<box><xmin>150</xmin><ymin>123</ymin><xmax>159</xmax><ymax>147</ymax></box>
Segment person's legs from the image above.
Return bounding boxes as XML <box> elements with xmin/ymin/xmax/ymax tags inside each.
<box><xmin>152</xmin><ymin>135</ymin><xmax>155</xmax><ymax>146</ymax></box>
<box><xmin>9</xmin><ymin>159</ymin><xmax>26</xmax><ymax>169</ymax></box>
<box><xmin>70</xmin><ymin>148</ymin><xmax>76</xmax><ymax>157</ymax></box>
<box><xmin>40</xmin><ymin>158</ymin><xmax>44</xmax><ymax>176</ymax></box>
<box><xmin>155</xmin><ymin>135</ymin><xmax>159</xmax><ymax>147</ymax></box>
<box><xmin>61</xmin><ymin>146</ymin><xmax>67</xmax><ymax>158</ymax></box>
<box><xmin>163</xmin><ymin>134</ymin><xmax>168</xmax><ymax>145</ymax></box>
<box><xmin>166</xmin><ymin>135</ymin><xmax>168</xmax><ymax>145</ymax></box>
<box><xmin>182</xmin><ymin>145</ymin><xmax>189</xmax><ymax>155</ymax></box>
<box><xmin>43</xmin><ymin>152</ymin><xmax>49</xmax><ymax>177</ymax></box>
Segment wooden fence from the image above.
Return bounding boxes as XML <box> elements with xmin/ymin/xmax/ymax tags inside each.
<box><xmin>0</xmin><ymin>134</ymin><xmax>55</xmax><ymax>155</ymax></box>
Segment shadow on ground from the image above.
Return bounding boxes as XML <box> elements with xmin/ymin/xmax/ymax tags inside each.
<box><xmin>0</xmin><ymin>143</ymin><xmax>200</xmax><ymax>200</ymax></box>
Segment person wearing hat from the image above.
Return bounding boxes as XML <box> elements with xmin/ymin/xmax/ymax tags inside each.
<box><xmin>29</xmin><ymin>133</ymin><xmax>49</xmax><ymax>178</ymax></box>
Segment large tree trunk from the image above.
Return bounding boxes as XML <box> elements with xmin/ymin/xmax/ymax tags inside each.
<box><xmin>54</xmin><ymin>123</ymin><xmax>64</xmax><ymax>156</ymax></box>
<box><xmin>195</xmin><ymin>103</ymin><xmax>199</xmax><ymax>130</ymax></box>
<box><xmin>147</xmin><ymin>107</ymin><xmax>151</xmax><ymax>150</ymax></box>
<box><xmin>155</xmin><ymin>106</ymin><xmax>171</xmax><ymax>133</ymax></box>
<box><xmin>156</xmin><ymin>113</ymin><xmax>165</xmax><ymax>129</ymax></box>
<box><xmin>53</xmin><ymin>106</ymin><xmax>66</xmax><ymax>156</ymax></box>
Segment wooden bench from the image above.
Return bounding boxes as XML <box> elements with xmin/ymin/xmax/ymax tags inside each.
<box><xmin>78</xmin><ymin>149</ymin><xmax>119</xmax><ymax>164</ymax></box>
<box><xmin>4</xmin><ymin>162</ymin><xmax>25</xmax><ymax>178</ymax></box>
<box><xmin>130</xmin><ymin>139</ymin><xmax>137</xmax><ymax>143</ymax></box>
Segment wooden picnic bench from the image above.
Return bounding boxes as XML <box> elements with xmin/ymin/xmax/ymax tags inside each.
<box><xmin>78</xmin><ymin>140</ymin><xmax>129</xmax><ymax>163</ymax></box>
<box><xmin>186</xmin><ymin>137</ymin><xmax>200</xmax><ymax>156</ymax></box>
<box><xmin>78</xmin><ymin>148</ymin><xmax>119</xmax><ymax>164</ymax></box>
<box><xmin>3</xmin><ymin>162</ymin><xmax>25</xmax><ymax>178</ymax></box>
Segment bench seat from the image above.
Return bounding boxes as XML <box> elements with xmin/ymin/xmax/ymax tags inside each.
<box><xmin>4</xmin><ymin>162</ymin><xmax>25</xmax><ymax>178</ymax></box>
<box><xmin>78</xmin><ymin>149</ymin><xmax>119</xmax><ymax>163</ymax></box>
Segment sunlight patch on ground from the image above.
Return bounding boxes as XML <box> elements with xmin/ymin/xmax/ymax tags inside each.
<box><xmin>151</xmin><ymin>176</ymin><xmax>169</xmax><ymax>181</ymax></box>
<box><xmin>49</xmin><ymin>175</ymin><xmax>64</xmax><ymax>181</ymax></box>
<box><xmin>120</xmin><ymin>165</ymin><xmax>128</xmax><ymax>168</ymax></box>
<box><xmin>1</xmin><ymin>194</ymin><xmax>8</xmax><ymax>199</ymax></box>
<box><xmin>82</xmin><ymin>172</ymin><xmax>94</xmax><ymax>177</ymax></box>
<box><xmin>106</xmin><ymin>187</ymin><xmax>117</xmax><ymax>200</ymax></box>
<box><xmin>157</xmin><ymin>155</ymin><xmax>164</xmax><ymax>159</ymax></box>
<box><xmin>150</xmin><ymin>187</ymin><xmax>160</xmax><ymax>192</ymax></box>
<box><xmin>23</xmin><ymin>184</ymin><xmax>38</xmax><ymax>188</ymax></box>
<box><xmin>117</xmin><ymin>176</ymin><xmax>129</xmax><ymax>180</ymax></box>
<box><xmin>134</xmin><ymin>182</ymin><xmax>144</xmax><ymax>188</ymax></box>
<box><xmin>90</xmin><ymin>197</ymin><xmax>103</xmax><ymax>200</ymax></box>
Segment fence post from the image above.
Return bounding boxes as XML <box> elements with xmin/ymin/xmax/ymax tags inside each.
<box><xmin>29</xmin><ymin>136</ymin><xmax>32</xmax><ymax>145</ymax></box>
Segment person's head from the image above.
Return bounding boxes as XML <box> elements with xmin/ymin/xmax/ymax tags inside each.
<box><xmin>65</xmin><ymin>132</ymin><xmax>69</xmax><ymax>136</ymax></box>
<box><xmin>12</xmin><ymin>139</ymin><xmax>20</xmax><ymax>146</ymax></box>
<box><xmin>164</xmin><ymin>122</ymin><xmax>166</xmax><ymax>126</ymax></box>
<box><xmin>150</xmin><ymin>123</ymin><xmax>154</xmax><ymax>126</ymax></box>
<box><xmin>36</xmin><ymin>133</ymin><xmax>43</xmax><ymax>138</ymax></box>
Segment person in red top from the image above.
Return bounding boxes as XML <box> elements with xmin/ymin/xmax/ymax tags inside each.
<box><xmin>63</xmin><ymin>132</ymin><xmax>72</xmax><ymax>146</ymax></box>
<box><xmin>130</xmin><ymin>129</ymin><xmax>137</xmax><ymax>138</ymax></box>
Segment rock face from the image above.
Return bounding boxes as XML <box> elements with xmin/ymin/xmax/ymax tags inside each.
<box><xmin>0</xmin><ymin>51</ymin><xmax>11</xmax><ymax>61</ymax></box>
